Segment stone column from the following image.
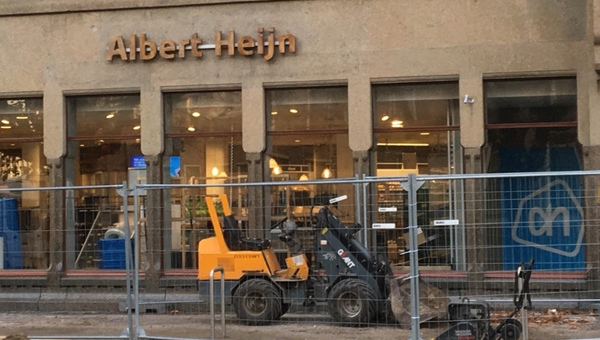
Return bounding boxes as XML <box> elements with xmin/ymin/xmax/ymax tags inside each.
<box><xmin>242</xmin><ymin>82</ymin><xmax>265</xmax><ymax>239</ymax></box>
<box><xmin>463</xmin><ymin>148</ymin><xmax>485</xmax><ymax>294</ymax></box>
<box><xmin>582</xmin><ymin>146</ymin><xmax>600</xmax><ymax>299</ymax></box>
<box><xmin>46</xmin><ymin>158</ymin><xmax>65</xmax><ymax>288</ymax></box>
<box><xmin>246</xmin><ymin>153</ymin><xmax>264</xmax><ymax>239</ymax></box>
<box><xmin>143</xmin><ymin>155</ymin><xmax>163</xmax><ymax>292</ymax></box>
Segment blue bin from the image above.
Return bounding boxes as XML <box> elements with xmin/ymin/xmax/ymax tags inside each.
<box><xmin>0</xmin><ymin>198</ymin><xmax>22</xmax><ymax>269</ymax></box>
<box><xmin>98</xmin><ymin>238</ymin><xmax>134</xmax><ymax>269</ymax></box>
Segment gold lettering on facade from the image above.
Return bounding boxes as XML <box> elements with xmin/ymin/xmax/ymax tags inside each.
<box><xmin>106</xmin><ymin>28</ymin><xmax>297</xmax><ymax>62</ymax></box>
<box><xmin>106</xmin><ymin>36</ymin><xmax>127</xmax><ymax>61</ymax></box>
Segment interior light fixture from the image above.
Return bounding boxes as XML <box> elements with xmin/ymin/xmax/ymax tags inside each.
<box><xmin>79</xmin><ymin>144</ymin><xmax>85</xmax><ymax>147</ymax></box>
<box><xmin>299</xmin><ymin>174</ymin><xmax>309</xmax><ymax>181</ymax></box>
<box><xmin>211</xmin><ymin>167</ymin><xmax>219</xmax><ymax>177</ymax></box>
<box><xmin>1</xmin><ymin>119</ymin><xmax>9</xmax><ymax>124</ymax></box>
<box><xmin>192</xmin><ymin>112</ymin><xmax>201</xmax><ymax>117</ymax></box>
<box><xmin>289</xmin><ymin>109</ymin><xmax>298</xmax><ymax>114</ymax></box>
<box><xmin>321</xmin><ymin>167</ymin><xmax>332</xmax><ymax>179</ymax></box>
<box><xmin>271</xmin><ymin>111</ymin><xmax>278</xmax><ymax>115</ymax></box>
<box><xmin>272</xmin><ymin>165</ymin><xmax>282</xmax><ymax>175</ymax></box>
<box><xmin>16</xmin><ymin>116</ymin><xmax>28</xmax><ymax>120</ymax></box>
<box><xmin>269</xmin><ymin>157</ymin><xmax>279</xmax><ymax>169</ymax></box>
<box><xmin>0</xmin><ymin>126</ymin><xmax>11</xmax><ymax>129</ymax></box>
<box><xmin>133</xmin><ymin>125</ymin><xmax>141</xmax><ymax>130</ymax></box>
<box><xmin>381</xmin><ymin>115</ymin><xmax>390</xmax><ymax>121</ymax></box>
<box><xmin>420</xmin><ymin>132</ymin><xmax>430</xmax><ymax>136</ymax></box>
<box><xmin>377</xmin><ymin>142</ymin><xmax>429</xmax><ymax>147</ymax></box>
<box><xmin>188</xmin><ymin>126</ymin><xmax>196</xmax><ymax>132</ymax></box>
<box><xmin>106</xmin><ymin>113</ymin><xmax>115</xmax><ymax>119</ymax></box>
<box><xmin>218</xmin><ymin>171</ymin><xmax>228</xmax><ymax>178</ymax></box>
<box><xmin>294</xmin><ymin>139</ymin><xmax>300</xmax><ymax>143</ymax></box>
<box><xmin>391</xmin><ymin>120</ymin><xmax>404</xmax><ymax>128</ymax></box>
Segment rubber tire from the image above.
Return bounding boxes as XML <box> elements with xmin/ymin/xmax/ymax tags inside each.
<box><xmin>504</xmin><ymin>318</ymin><xmax>523</xmax><ymax>332</ymax></box>
<box><xmin>328</xmin><ymin>278</ymin><xmax>377</xmax><ymax>327</ymax></box>
<box><xmin>276</xmin><ymin>302</ymin><xmax>291</xmax><ymax>320</ymax></box>
<box><xmin>233</xmin><ymin>279</ymin><xmax>282</xmax><ymax>326</ymax></box>
<box><xmin>499</xmin><ymin>323</ymin><xmax>521</xmax><ymax>340</ymax></box>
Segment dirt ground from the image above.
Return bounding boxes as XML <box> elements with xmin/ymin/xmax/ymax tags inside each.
<box><xmin>0</xmin><ymin>311</ymin><xmax>598</xmax><ymax>340</ymax></box>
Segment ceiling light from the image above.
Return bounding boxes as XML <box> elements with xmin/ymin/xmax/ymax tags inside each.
<box><xmin>420</xmin><ymin>132</ymin><xmax>430</xmax><ymax>136</ymax></box>
<box><xmin>0</xmin><ymin>126</ymin><xmax>11</xmax><ymax>129</ymax></box>
<box><xmin>381</xmin><ymin>115</ymin><xmax>389</xmax><ymax>121</ymax></box>
<box><xmin>377</xmin><ymin>142</ymin><xmax>429</xmax><ymax>147</ymax></box>
<box><xmin>16</xmin><ymin>116</ymin><xmax>28</xmax><ymax>120</ymax></box>
<box><xmin>80</xmin><ymin>144</ymin><xmax>85</xmax><ymax>147</ymax></box>
<box><xmin>188</xmin><ymin>126</ymin><xmax>196</xmax><ymax>132</ymax></box>
<box><xmin>99</xmin><ymin>139</ymin><xmax>105</xmax><ymax>143</ymax></box>
<box><xmin>133</xmin><ymin>125</ymin><xmax>141</xmax><ymax>130</ymax></box>
<box><xmin>192</xmin><ymin>111</ymin><xmax>201</xmax><ymax>117</ymax></box>
<box><xmin>271</xmin><ymin>111</ymin><xmax>278</xmax><ymax>115</ymax></box>
<box><xmin>321</xmin><ymin>167</ymin><xmax>332</xmax><ymax>179</ymax></box>
<box><xmin>211</xmin><ymin>167</ymin><xmax>219</xmax><ymax>177</ymax></box>
<box><xmin>391</xmin><ymin>120</ymin><xmax>404</xmax><ymax>128</ymax></box>
<box><xmin>1</xmin><ymin>119</ymin><xmax>9</xmax><ymax>124</ymax></box>
<box><xmin>272</xmin><ymin>165</ymin><xmax>282</xmax><ymax>175</ymax></box>
<box><xmin>295</xmin><ymin>139</ymin><xmax>300</xmax><ymax>143</ymax></box>
<box><xmin>135</xmin><ymin>138</ymin><xmax>140</xmax><ymax>143</ymax></box>
<box><xmin>289</xmin><ymin>109</ymin><xmax>298</xmax><ymax>114</ymax></box>
<box><xmin>299</xmin><ymin>174</ymin><xmax>309</xmax><ymax>181</ymax></box>
<box><xmin>106</xmin><ymin>113</ymin><xmax>115</xmax><ymax>119</ymax></box>
<box><xmin>269</xmin><ymin>157</ymin><xmax>279</xmax><ymax>169</ymax></box>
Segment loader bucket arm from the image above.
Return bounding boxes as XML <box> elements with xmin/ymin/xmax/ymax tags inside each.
<box><xmin>205</xmin><ymin>195</ymin><xmax>229</xmax><ymax>251</ymax></box>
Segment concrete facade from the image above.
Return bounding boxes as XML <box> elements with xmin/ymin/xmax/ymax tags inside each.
<box><xmin>1</xmin><ymin>0</ymin><xmax>600</xmax><ymax>302</ymax></box>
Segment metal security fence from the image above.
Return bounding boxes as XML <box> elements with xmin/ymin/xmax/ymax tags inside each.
<box><xmin>1</xmin><ymin>171</ymin><xmax>600</xmax><ymax>339</ymax></box>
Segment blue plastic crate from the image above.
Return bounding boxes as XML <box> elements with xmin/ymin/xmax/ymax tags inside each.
<box><xmin>0</xmin><ymin>198</ymin><xmax>22</xmax><ymax>269</ymax></box>
<box><xmin>99</xmin><ymin>239</ymin><xmax>127</xmax><ymax>269</ymax></box>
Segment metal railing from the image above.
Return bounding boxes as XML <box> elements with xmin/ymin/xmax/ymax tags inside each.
<box><xmin>209</xmin><ymin>267</ymin><xmax>226</xmax><ymax>340</ymax></box>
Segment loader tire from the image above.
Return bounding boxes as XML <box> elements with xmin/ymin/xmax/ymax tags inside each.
<box><xmin>328</xmin><ymin>278</ymin><xmax>376</xmax><ymax>327</ymax></box>
<box><xmin>233</xmin><ymin>279</ymin><xmax>282</xmax><ymax>325</ymax></box>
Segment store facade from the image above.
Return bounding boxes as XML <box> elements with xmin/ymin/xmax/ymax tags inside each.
<box><xmin>1</xmin><ymin>0</ymin><xmax>600</xmax><ymax>293</ymax></box>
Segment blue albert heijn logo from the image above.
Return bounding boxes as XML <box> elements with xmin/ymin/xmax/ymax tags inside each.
<box><xmin>512</xmin><ymin>179</ymin><xmax>584</xmax><ymax>258</ymax></box>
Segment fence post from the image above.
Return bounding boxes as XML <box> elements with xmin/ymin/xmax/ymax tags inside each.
<box><xmin>404</xmin><ymin>174</ymin><xmax>425</xmax><ymax>340</ymax></box>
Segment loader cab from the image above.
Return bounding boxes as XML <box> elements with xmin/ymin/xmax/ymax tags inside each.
<box><xmin>221</xmin><ymin>215</ymin><xmax>271</xmax><ymax>251</ymax></box>
<box><xmin>197</xmin><ymin>194</ymin><xmax>281</xmax><ymax>281</ymax></box>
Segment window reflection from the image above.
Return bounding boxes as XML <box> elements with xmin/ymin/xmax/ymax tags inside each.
<box><xmin>0</xmin><ymin>98</ymin><xmax>48</xmax><ymax>270</ymax></box>
<box><xmin>373</xmin><ymin>83</ymin><xmax>462</xmax><ymax>270</ymax></box>
<box><xmin>164</xmin><ymin>91</ymin><xmax>243</xmax><ymax>270</ymax></box>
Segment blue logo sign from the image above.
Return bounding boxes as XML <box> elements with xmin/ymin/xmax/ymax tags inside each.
<box><xmin>502</xmin><ymin>177</ymin><xmax>585</xmax><ymax>270</ymax></box>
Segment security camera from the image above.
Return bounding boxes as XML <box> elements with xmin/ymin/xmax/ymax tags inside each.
<box><xmin>463</xmin><ymin>94</ymin><xmax>475</xmax><ymax>104</ymax></box>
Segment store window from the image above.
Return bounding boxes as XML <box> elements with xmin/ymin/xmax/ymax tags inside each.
<box><xmin>0</xmin><ymin>98</ymin><xmax>48</xmax><ymax>270</ymax></box>
<box><xmin>65</xmin><ymin>95</ymin><xmax>141</xmax><ymax>270</ymax></box>
<box><xmin>164</xmin><ymin>90</ymin><xmax>243</xmax><ymax>270</ymax></box>
<box><xmin>265</xmin><ymin>86</ymin><xmax>349</xmax><ymax>229</ymax></box>
<box><xmin>484</xmin><ymin>77</ymin><xmax>580</xmax><ymax>271</ymax></box>
<box><xmin>372</xmin><ymin>82</ymin><xmax>463</xmax><ymax>269</ymax></box>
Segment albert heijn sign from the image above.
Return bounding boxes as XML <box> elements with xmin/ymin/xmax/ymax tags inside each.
<box><xmin>106</xmin><ymin>27</ymin><xmax>296</xmax><ymax>62</ymax></box>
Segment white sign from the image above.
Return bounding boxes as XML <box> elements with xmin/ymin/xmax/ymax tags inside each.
<box><xmin>378</xmin><ymin>207</ymin><xmax>398</xmax><ymax>212</ymax></box>
<box><xmin>433</xmin><ymin>219</ymin><xmax>459</xmax><ymax>226</ymax></box>
<box><xmin>329</xmin><ymin>195</ymin><xmax>348</xmax><ymax>204</ymax></box>
<box><xmin>372</xmin><ymin>223</ymin><xmax>396</xmax><ymax>229</ymax></box>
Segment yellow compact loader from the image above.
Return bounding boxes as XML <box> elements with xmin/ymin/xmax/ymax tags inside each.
<box><xmin>197</xmin><ymin>193</ymin><xmax>448</xmax><ymax>327</ymax></box>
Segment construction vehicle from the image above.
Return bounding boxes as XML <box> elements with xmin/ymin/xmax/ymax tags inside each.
<box><xmin>434</xmin><ymin>258</ymin><xmax>534</xmax><ymax>340</ymax></box>
<box><xmin>197</xmin><ymin>193</ymin><xmax>397</xmax><ymax>326</ymax></box>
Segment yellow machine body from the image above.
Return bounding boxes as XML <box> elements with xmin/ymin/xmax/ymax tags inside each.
<box><xmin>197</xmin><ymin>193</ymin><xmax>309</xmax><ymax>282</ymax></box>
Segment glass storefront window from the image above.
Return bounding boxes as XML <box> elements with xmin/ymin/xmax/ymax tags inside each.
<box><xmin>164</xmin><ymin>91</ymin><xmax>243</xmax><ymax>270</ymax></box>
<box><xmin>484</xmin><ymin>78</ymin><xmax>579</xmax><ymax>271</ymax></box>
<box><xmin>372</xmin><ymin>82</ymin><xmax>463</xmax><ymax>269</ymax></box>
<box><xmin>0</xmin><ymin>98</ymin><xmax>48</xmax><ymax>270</ymax></box>
<box><xmin>266</xmin><ymin>87</ymin><xmax>350</xmax><ymax>231</ymax></box>
<box><xmin>65</xmin><ymin>95</ymin><xmax>141</xmax><ymax>270</ymax></box>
